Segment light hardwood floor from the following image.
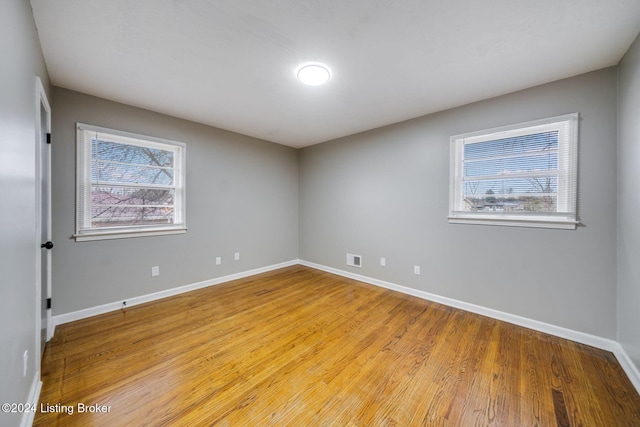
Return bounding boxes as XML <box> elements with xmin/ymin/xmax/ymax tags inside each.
<box><xmin>35</xmin><ymin>265</ymin><xmax>640</xmax><ymax>426</ymax></box>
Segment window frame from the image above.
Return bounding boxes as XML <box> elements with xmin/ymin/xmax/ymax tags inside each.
<box><xmin>448</xmin><ymin>113</ymin><xmax>579</xmax><ymax>229</ymax></box>
<box><xmin>75</xmin><ymin>123</ymin><xmax>187</xmax><ymax>241</ymax></box>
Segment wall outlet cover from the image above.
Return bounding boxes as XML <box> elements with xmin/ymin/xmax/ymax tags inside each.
<box><xmin>23</xmin><ymin>350</ymin><xmax>28</xmax><ymax>377</ymax></box>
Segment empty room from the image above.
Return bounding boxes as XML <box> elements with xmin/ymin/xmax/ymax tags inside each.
<box><xmin>3</xmin><ymin>0</ymin><xmax>640</xmax><ymax>425</ymax></box>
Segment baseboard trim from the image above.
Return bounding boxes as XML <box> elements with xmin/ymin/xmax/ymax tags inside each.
<box><xmin>611</xmin><ymin>341</ymin><xmax>640</xmax><ymax>393</ymax></box>
<box><xmin>299</xmin><ymin>259</ymin><xmax>640</xmax><ymax>394</ymax></box>
<box><xmin>20</xmin><ymin>372</ymin><xmax>42</xmax><ymax>427</ymax></box>
<box><xmin>50</xmin><ymin>258</ymin><xmax>640</xmax><ymax>395</ymax></box>
<box><xmin>53</xmin><ymin>260</ymin><xmax>298</xmax><ymax>327</ymax></box>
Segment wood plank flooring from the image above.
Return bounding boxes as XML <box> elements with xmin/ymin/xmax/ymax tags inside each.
<box><xmin>34</xmin><ymin>265</ymin><xmax>640</xmax><ymax>426</ymax></box>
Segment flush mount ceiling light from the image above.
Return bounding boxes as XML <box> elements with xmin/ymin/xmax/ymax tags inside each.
<box><xmin>296</xmin><ymin>63</ymin><xmax>331</xmax><ymax>86</ymax></box>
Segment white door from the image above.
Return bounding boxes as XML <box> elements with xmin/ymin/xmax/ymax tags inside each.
<box><xmin>36</xmin><ymin>77</ymin><xmax>52</xmax><ymax>357</ymax></box>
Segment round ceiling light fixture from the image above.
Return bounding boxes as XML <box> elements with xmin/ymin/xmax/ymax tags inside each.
<box><xmin>296</xmin><ymin>63</ymin><xmax>331</xmax><ymax>86</ymax></box>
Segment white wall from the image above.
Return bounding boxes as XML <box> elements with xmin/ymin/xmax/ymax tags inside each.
<box><xmin>617</xmin><ymin>33</ymin><xmax>640</xmax><ymax>370</ymax></box>
<box><xmin>50</xmin><ymin>88</ymin><xmax>299</xmax><ymax>315</ymax></box>
<box><xmin>300</xmin><ymin>68</ymin><xmax>619</xmax><ymax>339</ymax></box>
<box><xmin>0</xmin><ymin>0</ymin><xmax>50</xmax><ymax>425</ymax></box>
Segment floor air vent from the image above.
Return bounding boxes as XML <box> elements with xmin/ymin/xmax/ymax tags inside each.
<box><xmin>346</xmin><ymin>253</ymin><xmax>362</xmax><ymax>268</ymax></box>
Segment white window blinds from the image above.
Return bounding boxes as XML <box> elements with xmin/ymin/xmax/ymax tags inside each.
<box><xmin>449</xmin><ymin>113</ymin><xmax>579</xmax><ymax>229</ymax></box>
<box><xmin>76</xmin><ymin>123</ymin><xmax>186</xmax><ymax>241</ymax></box>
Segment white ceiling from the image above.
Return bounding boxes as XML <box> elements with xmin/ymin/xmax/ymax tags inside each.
<box><xmin>31</xmin><ymin>0</ymin><xmax>640</xmax><ymax>148</ymax></box>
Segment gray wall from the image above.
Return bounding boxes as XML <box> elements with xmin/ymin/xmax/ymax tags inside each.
<box><xmin>4</xmin><ymin>2</ymin><xmax>638</xmax><ymax>416</ymax></box>
<box><xmin>0</xmin><ymin>0</ymin><xmax>50</xmax><ymax>425</ymax></box>
<box><xmin>617</xmin><ymin>34</ymin><xmax>640</xmax><ymax>369</ymax></box>
<box><xmin>51</xmin><ymin>88</ymin><xmax>299</xmax><ymax>315</ymax></box>
<box><xmin>300</xmin><ymin>68</ymin><xmax>618</xmax><ymax>339</ymax></box>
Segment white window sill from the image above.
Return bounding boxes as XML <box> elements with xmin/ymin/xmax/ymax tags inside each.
<box><xmin>74</xmin><ymin>226</ymin><xmax>187</xmax><ymax>242</ymax></box>
<box><xmin>448</xmin><ymin>215</ymin><xmax>578</xmax><ymax>230</ymax></box>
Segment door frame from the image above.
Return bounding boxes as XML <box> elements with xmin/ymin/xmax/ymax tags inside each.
<box><xmin>35</xmin><ymin>76</ymin><xmax>52</xmax><ymax>362</ymax></box>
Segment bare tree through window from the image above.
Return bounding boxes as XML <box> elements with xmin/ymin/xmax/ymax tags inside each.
<box><xmin>76</xmin><ymin>124</ymin><xmax>186</xmax><ymax>240</ymax></box>
<box><xmin>450</xmin><ymin>113</ymin><xmax>578</xmax><ymax>229</ymax></box>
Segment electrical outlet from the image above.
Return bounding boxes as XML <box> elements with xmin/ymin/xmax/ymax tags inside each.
<box><xmin>380</xmin><ymin>257</ymin><xmax>386</xmax><ymax>267</ymax></box>
<box><xmin>414</xmin><ymin>265</ymin><xmax>421</xmax><ymax>275</ymax></box>
<box><xmin>23</xmin><ymin>350</ymin><xmax>28</xmax><ymax>377</ymax></box>
<box><xmin>216</xmin><ymin>257</ymin><xmax>222</xmax><ymax>265</ymax></box>
<box><xmin>151</xmin><ymin>266</ymin><xmax>160</xmax><ymax>277</ymax></box>
<box><xmin>234</xmin><ymin>252</ymin><xmax>240</xmax><ymax>261</ymax></box>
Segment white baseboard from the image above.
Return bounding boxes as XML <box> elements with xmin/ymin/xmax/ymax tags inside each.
<box><xmin>611</xmin><ymin>342</ymin><xmax>640</xmax><ymax>393</ymax></box>
<box><xmin>20</xmin><ymin>372</ymin><xmax>42</xmax><ymax>427</ymax></box>
<box><xmin>53</xmin><ymin>260</ymin><xmax>298</xmax><ymax>327</ymax></box>
<box><xmin>50</xmin><ymin>258</ymin><xmax>640</xmax><ymax>395</ymax></box>
<box><xmin>298</xmin><ymin>259</ymin><xmax>640</xmax><ymax>394</ymax></box>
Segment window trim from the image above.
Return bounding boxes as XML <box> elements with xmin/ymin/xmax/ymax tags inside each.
<box><xmin>75</xmin><ymin>123</ymin><xmax>187</xmax><ymax>241</ymax></box>
<box><xmin>448</xmin><ymin>113</ymin><xmax>579</xmax><ymax>230</ymax></box>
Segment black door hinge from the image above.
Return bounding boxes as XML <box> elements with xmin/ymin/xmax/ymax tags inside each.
<box><xmin>46</xmin><ymin>298</ymin><xmax>52</xmax><ymax>309</ymax></box>
<box><xmin>46</xmin><ymin>133</ymin><xmax>51</xmax><ymax>144</ymax></box>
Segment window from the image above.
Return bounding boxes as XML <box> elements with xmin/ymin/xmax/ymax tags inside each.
<box><xmin>449</xmin><ymin>113</ymin><xmax>578</xmax><ymax>229</ymax></box>
<box><xmin>76</xmin><ymin>123</ymin><xmax>186</xmax><ymax>241</ymax></box>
